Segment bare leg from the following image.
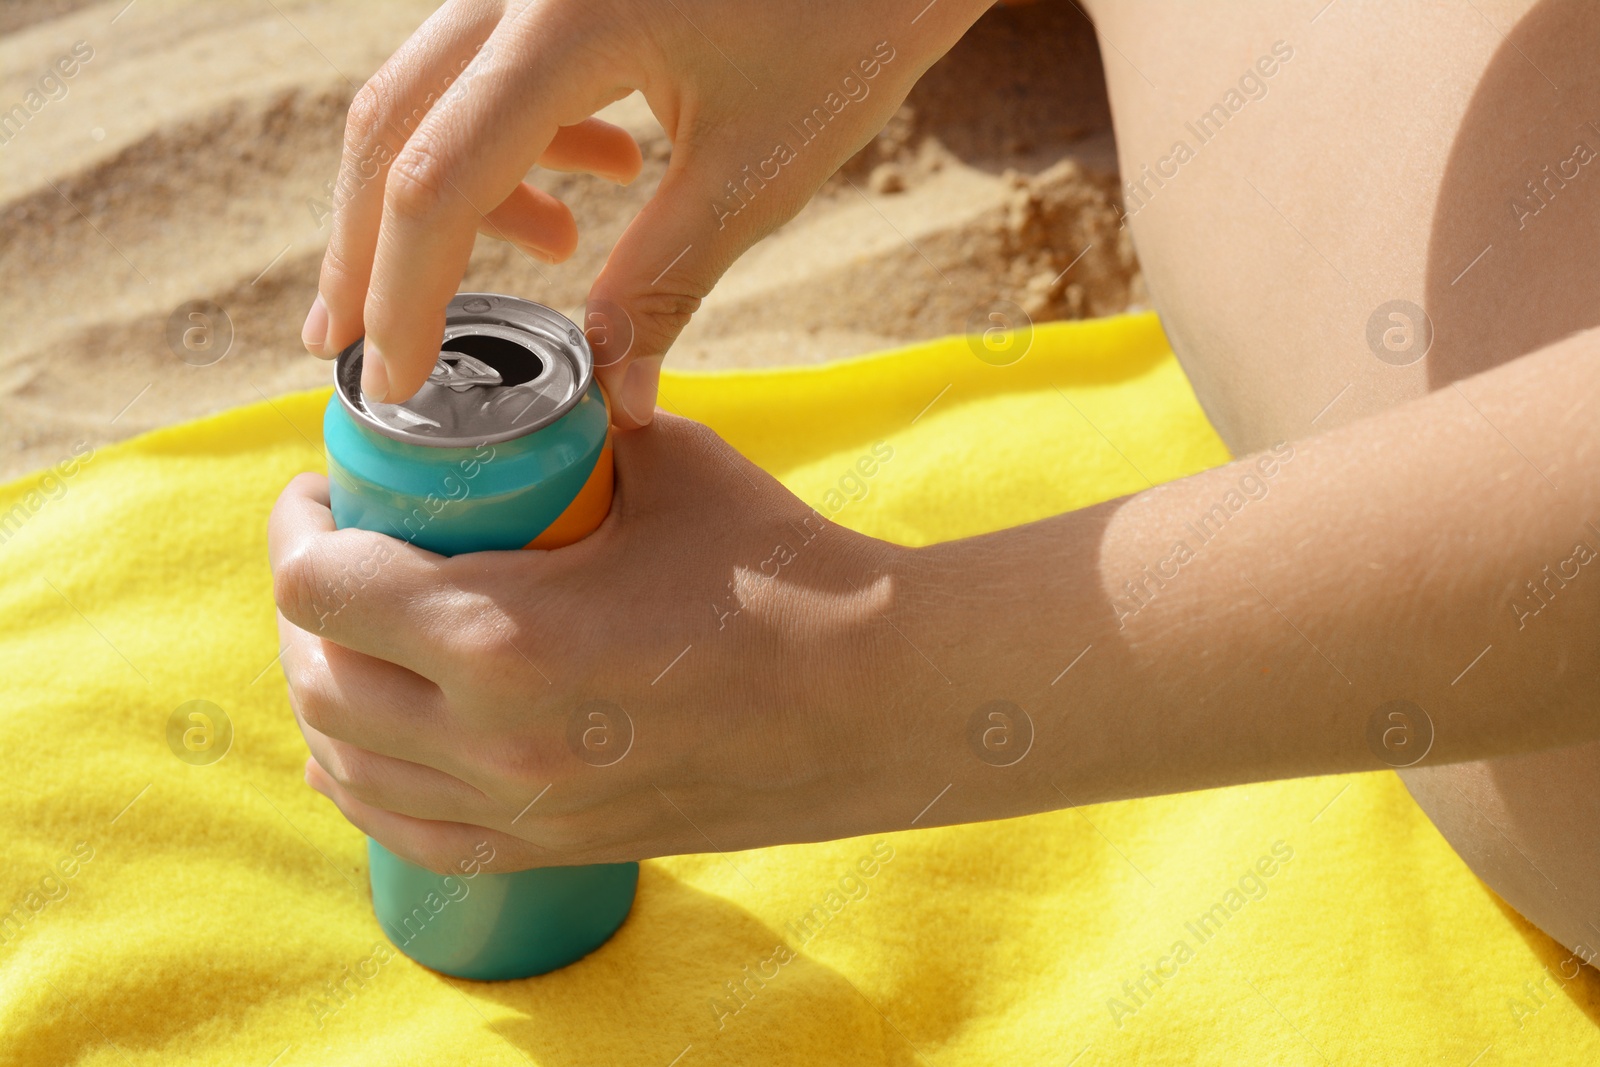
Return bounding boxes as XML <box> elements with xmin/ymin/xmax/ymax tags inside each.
<box><xmin>1086</xmin><ymin>0</ymin><xmax>1600</xmax><ymax>958</ymax></box>
<box><xmin>1402</xmin><ymin>742</ymin><xmax>1600</xmax><ymax>959</ymax></box>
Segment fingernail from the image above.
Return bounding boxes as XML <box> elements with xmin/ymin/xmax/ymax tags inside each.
<box><xmin>618</xmin><ymin>357</ymin><xmax>662</xmax><ymax>426</ymax></box>
<box><xmin>301</xmin><ymin>295</ymin><xmax>329</xmax><ymax>355</ymax></box>
<box><xmin>361</xmin><ymin>343</ymin><xmax>390</xmax><ymax>405</ymax></box>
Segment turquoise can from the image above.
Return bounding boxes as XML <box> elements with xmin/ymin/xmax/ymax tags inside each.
<box><xmin>322</xmin><ymin>292</ymin><xmax>637</xmax><ymax>980</ymax></box>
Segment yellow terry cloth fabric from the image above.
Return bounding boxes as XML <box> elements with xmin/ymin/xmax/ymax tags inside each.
<box><xmin>2</xmin><ymin>311</ymin><xmax>1596</xmax><ymax>1066</ymax></box>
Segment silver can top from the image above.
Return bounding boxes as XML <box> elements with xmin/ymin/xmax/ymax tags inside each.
<box><xmin>334</xmin><ymin>293</ymin><xmax>594</xmax><ymax>447</ymax></box>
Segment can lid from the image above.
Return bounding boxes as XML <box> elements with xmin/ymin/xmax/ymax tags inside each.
<box><xmin>334</xmin><ymin>293</ymin><xmax>594</xmax><ymax>447</ymax></box>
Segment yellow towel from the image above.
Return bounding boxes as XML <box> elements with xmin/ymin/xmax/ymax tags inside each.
<box><xmin>2</xmin><ymin>312</ymin><xmax>1595</xmax><ymax>1065</ymax></box>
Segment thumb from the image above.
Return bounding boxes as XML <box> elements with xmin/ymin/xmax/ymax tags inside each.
<box><xmin>587</xmin><ymin>146</ymin><xmax>806</xmax><ymax>429</ymax></box>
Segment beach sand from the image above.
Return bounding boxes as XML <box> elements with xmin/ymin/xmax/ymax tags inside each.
<box><xmin>0</xmin><ymin>0</ymin><xmax>1137</xmax><ymax>480</ymax></box>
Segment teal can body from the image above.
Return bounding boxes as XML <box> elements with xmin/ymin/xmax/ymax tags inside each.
<box><xmin>322</xmin><ymin>377</ymin><xmax>610</xmax><ymax>553</ymax></box>
<box><xmin>320</xmin><ymin>293</ymin><xmax>637</xmax><ymax>981</ymax></box>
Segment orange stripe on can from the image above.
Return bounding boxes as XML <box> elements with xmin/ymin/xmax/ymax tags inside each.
<box><xmin>523</xmin><ymin>388</ymin><xmax>615</xmax><ymax>550</ymax></box>
<box><xmin>524</xmin><ymin>437</ymin><xmax>613</xmax><ymax>549</ymax></box>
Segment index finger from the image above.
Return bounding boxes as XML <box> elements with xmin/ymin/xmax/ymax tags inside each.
<box><xmin>309</xmin><ymin>0</ymin><xmax>504</xmax><ymax>362</ymax></box>
<box><xmin>268</xmin><ymin>472</ymin><xmax>466</xmax><ymax>681</ymax></box>
<box><xmin>360</xmin><ymin>13</ymin><xmax>638</xmax><ymax>403</ymax></box>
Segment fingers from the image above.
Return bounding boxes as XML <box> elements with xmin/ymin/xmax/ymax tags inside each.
<box><xmin>475</xmin><ymin>181</ymin><xmax>578</xmax><ymax>263</ymax></box>
<box><xmin>305</xmin><ymin>759</ymin><xmax>672</xmax><ymax>871</ymax></box>
<box><xmin>539</xmin><ymin>118</ymin><xmax>642</xmax><ymax>183</ymax></box>
<box><xmin>305</xmin><ymin>759</ymin><xmax>548</xmax><ymax>874</ymax></box>
<box><xmin>307</xmin><ymin>0</ymin><xmax>503</xmax><ymax>363</ymax></box>
<box><xmin>467</xmin><ymin>119</ymin><xmax>642</xmax><ymax>262</ymax></box>
<box><xmin>268</xmin><ymin>473</ymin><xmax>468</xmax><ymax>680</ymax></box>
<box><xmin>277</xmin><ymin>609</ymin><xmax>450</xmax><ymax>766</ymax></box>
<box><xmin>297</xmin><ymin>720</ymin><xmax>492</xmax><ymax>826</ymax></box>
<box><xmin>586</xmin><ymin>165</ymin><xmax>718</xmax><ymax>430</ymax></box>
<box><xmin>358</xmin><ymin>16</ymin><xmax>640</xmax><ymax>405</ymax></box>
<box><xmin>586</xmin><ymin>137</ymin><xmax>814</xmax><ymax>429</ymax></box>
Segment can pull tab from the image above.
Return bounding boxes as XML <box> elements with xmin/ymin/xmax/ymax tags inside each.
<box><xmin>429</xmin><ymin>352</ymin><xmax>504</xmax><ymax>391</ymax></box>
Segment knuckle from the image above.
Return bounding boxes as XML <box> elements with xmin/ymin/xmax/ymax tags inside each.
<box><xmin>386</xmin><ymin>141</ymin><xmax>453</xmax><ymax>222</ymax></box>
<box><xmin>338</xmin><ymin>87</ymin><xmax>402</xmax><ymax>209</ymax></box>
<box><xmin>630</xmin><ymin>290</ymin><xmax>703</xmax><ymax>339</ymax></box>
<box><xmin>284</xmin><ymin>656</ymin><xmax>318</xmax><ymax>705</ymax></box>
<box><xmin>475</xmin><ymin>635</ymin><xmax>528</xmax><ymax>684</ymax></box>
<box><xmin>331</xmin><ymin>754</ymin><xmax>379</xmax><ymax>804</ymax></box>
<box><xmin>279</xmin><ymin>532</ymin><xmax>397</xmax><ymax>632</ymax></box>
<box><xmin>318</xmin><ymin>238</ymin><xmax>365</xmax><ymax>295</ymax></box>
<box><xmin>484</xmin><ymin>603</ymin><xmax>547</xmax><ymax>657</ymax></box>
<box><xmin>344</xmin><ymin>77</ymin><xmax>393</xmax><ymax>157</ymax></box>
<box><xmin>286</xmin><ymin>470</ymin><xmax>325</xmax><ymax>496</ymax></box>
<box><xmin>428</xmin><ymin>578</ymin><xmax>524</xmax><ymax>661</ymax></box>
<box><xmin>273</xmin><ymin>545</ymin><xmax>326</xmax><ymax>626</ymax></box>
<box><xmin>287</xmin><ymin>658</ymin><xmax>334</xmax><ymax>731</ymax></box>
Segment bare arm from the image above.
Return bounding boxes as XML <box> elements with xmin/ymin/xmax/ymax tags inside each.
<box><xmin>907</xmin><ymin>327</ymin><xmax>1600</xmax><ymax>828</ymax></box>
<box><xmin>272</xmin><ymin>324</ymin><xmax>1598</xmax><ymax>870</ymax></box>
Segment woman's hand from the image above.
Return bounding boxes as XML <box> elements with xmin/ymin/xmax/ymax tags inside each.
<box><xmin>298</xmin><ymin>0</ymin><xmax>993</xmax><ymax>425</ymax></box>
<box><xmin>269</xmin><ymin>416</ymin><xmax>928</xmax><ymax>873</ymax></box>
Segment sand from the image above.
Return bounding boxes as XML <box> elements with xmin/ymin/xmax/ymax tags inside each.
<box><xmin>0</xmin><ymin>0</ymin><xmax>1137</xmax><ymax>480</ymax></box>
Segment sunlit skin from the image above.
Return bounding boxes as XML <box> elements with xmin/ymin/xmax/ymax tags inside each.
<box><xmin>274</xmin><ymin>0</ymin><xmax>1600</xmax><ymax>961</ymax></box>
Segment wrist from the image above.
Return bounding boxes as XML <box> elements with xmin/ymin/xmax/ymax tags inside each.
<box><xmin>886</xmin><ymin>511</ymin><xmax>1125</xmax><ymax>824</ymax></box>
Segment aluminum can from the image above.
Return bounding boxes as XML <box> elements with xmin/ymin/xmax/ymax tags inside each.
<box><xmin>323</xmin><ymin>292</ymin><xmax>637</xmax><ymax>980</ymax></box>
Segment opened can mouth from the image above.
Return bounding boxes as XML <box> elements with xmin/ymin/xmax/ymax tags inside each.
<box><xmin>334</xmin><ymin>293</ymin><xmax>595</xmax><ymax>448</ymax></box>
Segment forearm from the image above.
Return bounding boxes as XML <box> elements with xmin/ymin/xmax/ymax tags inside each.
<box><xmin>895</xmin><ymin>327</ymin><xmax>1600</xmax><ymax>820</ymax></box>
